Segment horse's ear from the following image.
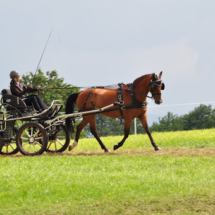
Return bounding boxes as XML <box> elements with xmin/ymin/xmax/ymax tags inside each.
<box><xmin>159</xmin><ymin>71</ymin><xmax>163</xmax><ymax>79</ymax></box>
<box><xmin>152</xmin><ymin>73</ymin><xmax>156</xmax><ymax>80</ymax></box>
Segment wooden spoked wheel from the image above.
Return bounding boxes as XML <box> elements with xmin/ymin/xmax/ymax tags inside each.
<box><xmin>0</xmin><ymin>134</ymin><xmax>19</xmax><ymax>155</ymax></box>
<box><xmin>16</xmin><ymin>122</ymin><xmax>48</xmax><ymax>156</ymax></box>
<box><xmin>46</xmin><ymin>125</ymin><xmax>70</xmax><ymax>153</ymax></box>
<box><xmin>0</xmin><ymin>121</ymin><xmax>19</xmax><ymax>155</ymax></box>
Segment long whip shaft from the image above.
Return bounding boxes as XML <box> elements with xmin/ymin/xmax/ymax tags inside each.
<box><xmin>32</xmin><ymin>27</ymin><xmax>54</xmax><ymax>85</ymax></box>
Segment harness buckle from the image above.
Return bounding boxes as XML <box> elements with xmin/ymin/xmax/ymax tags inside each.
<box><xmin>121</xmin><ymin>106</ymin><xmax>126</xmax><ymax>110</ymax></box>
<box><xmin>141</xmin><ymin>102</ymin><xmax>148</xmax><ymax>107</ymax></box>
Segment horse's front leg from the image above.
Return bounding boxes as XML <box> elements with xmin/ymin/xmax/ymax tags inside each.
<box><xmin>88</xmin><ymin>115</ymin><xmax>110</xmax><ymax>152</ymax></box>
<box><xmin>114</xmin><ymin>118</ymin><xmax>132</xmax><ymax>150</ymax></box>
<box><xmin>68</xmin><ymin>117</ymin><xmax>88</xmax><ymax>151</ymax></box>
<box><xmin>138</xmin><ymin>113</ymin><xmax>161</xmax><ymax>151</ymax></box>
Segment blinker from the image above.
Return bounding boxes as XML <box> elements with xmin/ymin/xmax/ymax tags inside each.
<box><xmin>150</xmin><ymin>81</ymin><xmax>165</xmax><ymax>92</ymax></box>
<box><xmin>161</xmin><ymin>83</ymin><xmax>165</xmax><ymax>90</ymax></box>
<box><xmin>151</xmin><ymin>84</ymin><xmax>155</xmax><ymax>92</ymax></box>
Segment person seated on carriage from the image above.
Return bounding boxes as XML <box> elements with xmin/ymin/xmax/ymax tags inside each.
<box><xmin>10</xmin><ymin>70</ymin><xmax>47</xmax><ymax>113</ymax></box>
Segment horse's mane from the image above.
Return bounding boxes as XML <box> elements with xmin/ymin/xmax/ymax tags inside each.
<box><xmin>133</xmin><ymin>73</ymin><xmax>154</xmax><ymax>85</ymax></box>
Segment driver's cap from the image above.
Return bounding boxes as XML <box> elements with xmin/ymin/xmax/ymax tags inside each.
<box><xmin>10</xmin><ymin>70</ymin><xmax>20</xmax><ymax>79</ymax></box>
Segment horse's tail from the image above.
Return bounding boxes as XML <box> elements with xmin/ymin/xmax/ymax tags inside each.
<box><xmin>65</xmin><ymin>92</ymin><xmax>80</xmax><ymax>133</ymax></box>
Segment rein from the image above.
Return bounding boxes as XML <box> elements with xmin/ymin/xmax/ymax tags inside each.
<box><xmin>40</xmin><ymin>87</ymin><xmax>89</xmax><ymax>90</ymax></box>
<box><xmin>39</xmin><ymin>84</ymin><xmax>119</xmax><ymax>90</ymax></box>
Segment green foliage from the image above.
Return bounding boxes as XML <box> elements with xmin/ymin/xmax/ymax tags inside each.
<box><xmin>95</xmin><ymin>114</ymin><xmax>124</xmax><ymax>136</ymax></box>
<box><xmin>151</xmin><ymin>112</ymin><xmax>184</xmax><ymax>132</ymax></box>
<box><xmin>182</xmin><ymin>104</ymin><xmax>215</xmax><ymax>130</ymax></box>
<box><xmin>21</xmin><ymin>69</ymin><xmax>79</xmax><ymax>110</ymax></box>
<box><xmin>151</xmin><ymin>104</ymin><xmax>215</xmax><ymax>132</ymax></box>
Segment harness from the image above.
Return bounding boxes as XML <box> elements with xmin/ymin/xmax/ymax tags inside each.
<box><xmin>80</xmin><ymin>88</ymin><xmax>96</xmax><ymax>111</ymax></box>
<box><xmin>79</xmin><ymin>79</ymin><xmax>164</xmax><ymax>118</ymax></box>
<box><xmin>117</xmin><ymin>83</ymin><xmax>124</xmax><ymax>118</ymax></box>
<box><xmin>122</xmin><ymin>83</ymin><xmax>148</xmax><ymax>110</ymax></box>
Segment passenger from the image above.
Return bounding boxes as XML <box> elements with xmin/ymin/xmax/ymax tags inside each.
<box><xmin>10</xmin><ymin>70</ymin><xmax>47</xmax><ymax>113</ymax></box>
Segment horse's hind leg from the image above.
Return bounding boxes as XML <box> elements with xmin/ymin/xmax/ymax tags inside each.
<box><xmin>113</xmin><ymin>118</ymin><xmax>132</xmax><ymax>150</ymax></box>
<box><xmin>138</xmin><ymin>113</ymin><xmax>161</xmax><ymax>151</ymax></box>
<box><xmin>68</xmin><ymin>117</ymin><xmax>88</xmax><ymax>151</ymax></box>
<box><xmin>88</xmin><ymin>115</ymin><xmax>110</xmax><ymax>152</ymax></box>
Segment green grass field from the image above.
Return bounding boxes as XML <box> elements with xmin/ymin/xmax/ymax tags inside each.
<box><xmin>1</xmin><ymin>129</ymin><xmax>215</xmax><ymax>215</ymax></box>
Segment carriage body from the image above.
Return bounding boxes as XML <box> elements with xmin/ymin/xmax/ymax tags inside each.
<box><xmin>0</xmin><ymin>89</ymin><xmax>70</xmax><ymax>156</ymax></box>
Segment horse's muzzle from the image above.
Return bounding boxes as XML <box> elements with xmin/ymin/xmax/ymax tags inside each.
<box><xmin>155</xmin><ymin>99</ymin><xmax>163</xmax><ymax>105</ymax></box>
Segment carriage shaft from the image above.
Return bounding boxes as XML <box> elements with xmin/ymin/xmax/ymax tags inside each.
<box><xmin>46</xmin><ymin>101</ymin><xmax>120</xmax><ymax>125</ymax></box>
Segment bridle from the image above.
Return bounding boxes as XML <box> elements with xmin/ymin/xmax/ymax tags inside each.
<box><xmin>128</xmin><ymin>79</ymin><xmax>165</xmax><ymax>100</ymax></box>
<box><xmin>149</xmin><ymin>79</ymin><xmax>165</xmax><ymax>97</ymax></box>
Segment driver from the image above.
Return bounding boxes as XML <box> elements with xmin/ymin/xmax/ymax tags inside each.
<box><xmin>10</xmin><ymin>70</ymin><xmax>47</xmax><ymax>113</ymax></box>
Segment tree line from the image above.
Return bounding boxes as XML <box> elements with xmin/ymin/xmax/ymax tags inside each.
<box><xmin>150</xmin><ymin>104</ymin><xmax>215</xmax><ymax>132</ymax></box>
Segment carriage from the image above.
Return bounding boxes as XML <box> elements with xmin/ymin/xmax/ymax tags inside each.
<box><xmin>0</xmin><ymin>72</ymin><xmax>164</xmax><ymax>155</ymax></box>
<box><xmin>0</xmin><ymin>88</ymin><xmax>119</xmax><ymax>156</ymax></box>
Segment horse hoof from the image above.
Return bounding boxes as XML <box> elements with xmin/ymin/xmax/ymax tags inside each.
<box><xmin>68</xmin><ymin>141</ymin><xmax>78</xmax><ymax>151</ymax></box>
<box><xmin>68</xmin><ymin>144</ymin><xmax>76</xmax><ymax>151</ymax></box>
<box><xmin>68</xmin><ymin>145</ymin><xmax>73</xmax><ymax>151</ymax></box>
<box><xmin>154</xmin><ymin>147</ymin><xmax>162</xmax><ymax>151</ymax></box>
<box><xmin>113</xmin><ymin>145</ymin><xmax>118</xmax><ymax>150</ymax></box>
<box><xmin>105</xmin><ymin>149</ymin><xmax>111</xmax><ymax>153</ymax></box>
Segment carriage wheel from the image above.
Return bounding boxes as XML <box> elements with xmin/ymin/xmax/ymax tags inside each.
<box><xmin>16</xmin><ymin>122</ymin><xmax>48</xmax><ymax>156</ymax></box>
<box><xmin>0</xmin><ymin>136</ymin><xmax>19</xmax><ymax>155</ymax></box>
<box><xmin>0</xmin><ymin>123</ymin><xmax>19</xmax><ymax>155</ymax></box>
<box><xmin>46</xmin><ymin>125</ymin><xmax>70</xmax><ymax>153</ymax></box>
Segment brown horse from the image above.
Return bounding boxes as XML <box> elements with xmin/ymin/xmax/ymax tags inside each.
<box><xmin>66</xmin><ymin>71</ymin><xmax>164</xmax><ymax>152</ymax></box>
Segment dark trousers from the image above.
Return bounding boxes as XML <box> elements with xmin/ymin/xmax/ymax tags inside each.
<box><xmin>23</xmin><ymin>95</ymin><xmax>47</xmax><ymax>111</ymax></box>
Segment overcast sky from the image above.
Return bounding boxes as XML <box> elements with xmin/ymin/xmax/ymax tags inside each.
<box><xmin>1</xmin><ymin>0</ymin><xmax>215</xmax><ymax>122</ymax></box>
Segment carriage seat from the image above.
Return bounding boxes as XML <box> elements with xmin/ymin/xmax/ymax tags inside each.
<box><xmin>1</xmin><ymin>89</ymin><xmax>33</xmax><ymax>112</ymax></box>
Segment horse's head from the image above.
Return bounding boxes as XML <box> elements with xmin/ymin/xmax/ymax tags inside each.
<box><xmin>149</xmin><ymin>71</ymin><xmax>165</xmax><ymax>105</ymax></box>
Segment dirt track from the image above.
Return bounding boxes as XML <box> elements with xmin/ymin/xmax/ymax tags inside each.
<box><xmin>64</xmin><ymin>148</ymin><xmax>215</xmax><ymax>157</ymax></box>
<box><xmin>2</xmin><ymin>148</ymin><xmax>215</xmax><ymax>157</ymax></box>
